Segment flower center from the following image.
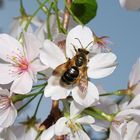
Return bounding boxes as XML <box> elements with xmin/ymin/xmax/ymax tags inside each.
<box><xmin>67</xmin><ymin>119</ymin><xmax>79</xmax><ymax>133</ymax></box>
<box><xmin>7</xmin><ymin>50</ymin><xmax>30</xmax><ymax>74</ymax></box>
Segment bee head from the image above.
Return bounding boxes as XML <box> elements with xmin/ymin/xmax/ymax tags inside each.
<box><xmin>78</xmin><ymin>48</ymin><xmax>89</xmax><ymax>55</ymax></box>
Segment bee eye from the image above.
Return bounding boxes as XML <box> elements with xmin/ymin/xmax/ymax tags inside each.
<box><xmin>78</xmin><ymin>48</ymin><xmax>81</xmax><ymax>52</ymax></box>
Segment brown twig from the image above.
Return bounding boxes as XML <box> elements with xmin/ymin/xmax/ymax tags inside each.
<box><xmin>63</xmin><ymin>0</ymin><xmax>72</xmax><ymax>30</ymax></box>
<box><xmin>39</xmin><ymin>100</ymin><xmax>62</xmax><ymax>131</ymax></box>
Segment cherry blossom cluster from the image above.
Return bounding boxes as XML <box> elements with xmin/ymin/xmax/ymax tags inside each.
<box><xmin>0</xmin><ymin>0</ymin><xmax>139</xmax><ymax>140</ymax></box>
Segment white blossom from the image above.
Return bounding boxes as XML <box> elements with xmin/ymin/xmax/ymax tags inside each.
<box><xmin>0</xmin><ymin>88</ymin><xmax>17</xmax><ymax>130</ymax></box>
<box><xmin>9</xmin><ymin>16</ymin><xmax>42</xmax><ymax>39</ymax></box>
<box><xmin>0</xmin><ymin>32</ymin><xmax>47</xmax><ymax>94</ymax></box>
<box><xmin>119</xmin><ymin>0</ymin><xmax>140</xmax><ymax>10</ymax></box>
<box><xmin>40</xmin><ymin>25</ymin><xmax>117</xmax><ymax>107</ymax></box>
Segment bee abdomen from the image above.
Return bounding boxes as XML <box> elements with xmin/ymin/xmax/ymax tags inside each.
<box><xmin>61</xmin><ymin>66</ymin><xmax>79</xmax><ymax>85</ymax></box>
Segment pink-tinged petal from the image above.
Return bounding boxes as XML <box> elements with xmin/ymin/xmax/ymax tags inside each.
<box><xmin>0</xmin><ymin>34</ymin><xmax>23</xmax><ymax>62</ymax></box>
<box><xmin>30</xmin><ymin>59</ymin><xmax>48</xmax><ymax>72</ymax></box>
<box><xmin>72</xmin><ymin>81</ymin><xmax>99</xmax><ymax>107</ymax></box>
<box><xmin>127</xmin><ymin>94</ymin><xmax>140</xmax><ymax>109</ymax></box>
<box><xmin>35</xmin><ymin>23</ymin><xmax>46</xmax><ymax>42</ymax></box>
<box><xmin>124</xmin><ymin>120</ymin><xmax>140</xmax><ymax>140</ymax></box>
<box><xmin>88</xmin><ymin>53</ymin><xmax>117</xmax><ymax>79</ymax></box>
<box><xmin>117</xmin><ymin>109</ymin><xmax>140</xmax><ymax>120</ymax></box>
<box><xmin>32</xmin><ymin>16</ymin><xmax>43</xmax><ymax>27</ymax></box>
<box><xmin>24</xmin><ymin>127</ymin><xmax>38</xmax><ymax>140</ymax></box>
<box><xmin>40</xmin><ymin>40</ymin><xmax>66</xmax><ymax>69</ymax></box>
<box><xmin>9</xmin><ymin>19</ymin><xmax>21</xmax><ymax>38</ymax></box>
<box><xmin>119</xmin><ymin>0</ymin><xmax>140</xmax><ymax>10</ymax></box>
<box><xmin>0</xmin><ymin>127</ymin><xmax>3</xmax><ymax>133</ymax></box>
<box><xmin>3</xmin><ymin>128</ymin><xmax>17</xmax><ymax>140</ymax></box>
<box><xmin>108</xmin><ymin>126</ymin><xmax>123</xmax><ymax>140</ymax></box>
<box><xmin>76</xmin><ymin>115</ymin><xmax>95</xmax><ymax>125</ymax></box>
<box><xmin>70</xmin><ymin>129</ymin><xmax>90</xmax><ymax>140</ymax></box>
<box><xmin>41</xmin><ymin>125</ymin><xmax>55</xmax><ymax>140</ymax></box>
<box><xmin>0</xmin><ymin>64</ymin><xmax>15</xmax><ymax>84</ymax></box>
<box><xmin>44</xmin><ymin>76</ymin><xmax>70</xmax><ymax>100</ymax></box>
<box><xmin>0</xmin><ymin>108</ymin><xmax>10</xmax><ymax>127</ymax></box>
<box><xmin>90</xmin><ymin>124</ymin><xmax>107</xmax><ymax>132</ymax></box>
<box><xmin>10</xmin><ymin>72</ymin><xmax>33</xmax><ymax>94</ymax></box>
<box><xmin>66</xmin><ymin>25</ymin><xmax>93</xmax><ymax>58</ymax></box>
<box><xmin>55</xmin><ymin>117</ymin><xmax>69</xmax><ymax>136</ymax></box>
<box><xmin>23</xmin><ymin>32</ymin><xmax>42</xmax><ymax>61</ymax></box>
<box><xmin>133</xmin><ymin>85</ymin><xmax>140</xmax><ymax>96</ymax></box>
<box><xmin>129</xmin><ymin>58</ymin><xmax>140</xmax><ymax>86</ymax></box>
<box><xmin>0</xmin><ymin>105</ymin><xmax>17</xmax><ymax>127</ymax></box>
<box><xmin>70</xmin><ymin>101</ymin><xmax>85</xmax><ymax>117</ymax></box>
<box><xmin>0</xmin><ymin>88</ymin><xmax>11</xmax><ymax>97</ymax></box>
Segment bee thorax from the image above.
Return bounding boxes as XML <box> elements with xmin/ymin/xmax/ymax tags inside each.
<box><xmin>75</xmin><ymin>53</ymin><xmax>87</xmax><ymax>67</ymax></box>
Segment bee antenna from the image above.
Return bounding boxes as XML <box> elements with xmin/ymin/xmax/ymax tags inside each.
<box><xmin>85</xmin><ymin>41</ymin><xmax>93</xmax><ymax>49</ymax></box>
<box><xmin>74</xmin><ymin>38</ymin><xmax>84</xmax><ymax>48</ymax></box>
<box><xmin>71</xmin><ymin>43</ymin><xmax>78</xmax><ymax>52</ymax></box>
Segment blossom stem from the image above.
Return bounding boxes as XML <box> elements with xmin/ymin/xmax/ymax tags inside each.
<box><xmin>32</xmin><ymin>82</ymin><xmax>47</xmax><ymax>89</ymax></box>
<box><xmin>53</xmin><ymin>0</ymin><xmax>66</xmax><ymax>33</ymax></box>
<box><xmin>63</xmin><ymin>0</ymin><xmax>72</xmax><ymax>30</ymax></box>
<box><xmin>20</xmin><ymin>0</ymin><xmax>27</xmax><ymax>16</ymax></box>
<box><xmin>17</xmin><ymin>95</ymin><xmax>37</xmax><ymax>112</ymax></box>
<box><xmin>46</xmin><ymin>3</ymin><xmax>53</xmax><ymax>40</ymax></box>
<box><xmin>12</xmin><ymin>87</ymin><xmax>45</xmax><ymax>103</ymax></box>
<box><xmin>36</xmin><ymin>0</ymin><xmax>48</xmax><ymax>14</ymax></box>
<box><xmin>84</xmin><ymin>107</ymin><xmax>115</xmax><ymax>122</ymax></box>
<box><xmin>24</xmin><ymin>0</ymin><xmax>49</xmax><ymax>31</ymax></box>
<box><xmin>64</xmin><ymin>0</ymin><xmax>83</xmax><ymax>25</ymax></box>
<box><xmin>38</xmin><ymin>72</ymin><xmax>47</xmax><ymax>77</ymax></box>
<box><xmin>33</xmin><ymin>93</ymin><xmax>44</xmax><ymax>117</ymax></box>
<box><xmin>99</xmin><ymin>90</ymin><xmax>124</xmax><ymax>97</ymax></box>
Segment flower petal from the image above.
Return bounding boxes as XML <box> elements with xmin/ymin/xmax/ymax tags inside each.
<box><xmin>72</xmin><ymin>81</ymin><xmax>99</xmax><ymax>107</ymax></box>
<box><xmin>127</xmin><ymin>94</ymin><xmax>140</xmax><ymax>109</ymax></box>
<box><xmin>32</xmin><ymin>16</ymin><xmax>43</xmax><ymax>27</ymax></box>
<box><xmin>70</xmin><ymin>129</ymin><xmax>90</xmax><ymax>140</ymax></box>
<box><xmin>30</xmin><ymin>59</ymin><xmax>48</xmax><ymax>72</ymax></box>
<box><xmin>0</xmin><ymin>108</ymin><xmax>11</xmax><ymax>127</ymax></box>
<box><xmin>124</xmin><ymin>120</ymin><xmax>140</xmax><ymax>140</ymax></box>
<box><xmin>23</xmin><ymin>32</ymin><xmax>42</xmax><ymax>61</ymax></box>
<box><xmin>76</xmin><ymin>115</ymin><xmax>95</xmax><ymax>124</ymax></box>
<box><xmin>66</xmin><ymin>25</ymin><xmax>93</xmax><ymax>58</ymax></box>
<box><xmin>44</xmin><ymin>76</ymin><xmax>70</xmax><ymax>100</ymax></box>
<box><xmin>0</xmin><ymin>88</ymin><xmax>11</xmax><ymax>97</ymax></box>
<box><xmin>0</xmin><ymin>105</ymin><xmax>17</xmax><ymax>127</ymax></box>
<box><xmin>0</xmin><ymin>34</ymin><xmax>23</xmax><ymax>62</ymax></box>
<box><xmin>117</xmin><ymin>109</ymin><xmax>140</xmax><ymax>120</ymax></box>
<box><xmin>35</xmin><ymin>23</ymin><xmax>46</xmax><ymax>42</ymax></box>
<box><xmin>40</xmin><ymin>40</ymin><xmax>66</xmax><ymax>69</ymax></box>
<box><xmin>88</xmin><ymin>53</ymin><xmax>117</xmax><ymax>79</ymax></box>
<box><xmin>0</xmin><ymin>64</ymin><xmax>15</xmax><ymax>84</ymax></box>
<box><xmin>41</xmin><ymin>125</ymin><xmax>55</xmax><ymax>140</ymax></box>
<box><xmin>24</xmin><ymin>127</ymin><xmax>38</xmax><ymax>140</ymax></box>
<box><xmin>10</xmin><ymin>72</ymin><xmax>33</xmax><ymax>94</ymax></box>
<box><xmin>119</xmin><ymin>0</ymin><xmax>140</xmax><ymax>10</ymax></box>
<box><xmin>3</xmin><ymin>128</ymin><xmax>17</xmax><ymax>140</ymax></box>
<box><xmin>70</xmin><ymin>101</ymin><xmax>85</xmax><ymax>117</ymax></box>
<box><xmin>90</xmin><ymin>124</ymin><xmax>107</xmax><ymax>132</ymax></box>
<box><xmin>55</xmin><ymin>117</ymin><xmax>69</xmax><ymax>136</ymax></box>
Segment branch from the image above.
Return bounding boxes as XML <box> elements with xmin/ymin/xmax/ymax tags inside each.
<box><xmin>63</xmin><ymin>0</ymin><xmax>72</xmax><ymax>30</ymax></box>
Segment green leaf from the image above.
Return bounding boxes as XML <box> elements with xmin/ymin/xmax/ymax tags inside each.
<box><xmin>71</xmin><ymin>0</ymin><xmax>97</xmax><ymax>24</ymax></box>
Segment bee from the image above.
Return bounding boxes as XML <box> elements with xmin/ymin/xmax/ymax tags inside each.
<box><xmin>53</xmin><ymin>38</ymin><xmax>92</xmax><ymax>95</ymax></box>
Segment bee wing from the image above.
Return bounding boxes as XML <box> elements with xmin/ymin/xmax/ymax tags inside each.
<box><xmin>78</xmin><ymin>67</ymin><xmax>88</xmax><ymax>97</ymax></box>
<box><xmin>53</xmin><ymin>59</ymin><xmax>72</xmax><ymax>76</ymax></box>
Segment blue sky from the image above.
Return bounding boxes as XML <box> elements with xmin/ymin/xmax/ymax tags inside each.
<box><xmin>0</xmin><ymin>0</ymin><xmax>140</xmax><ymax>131</ymax></box>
